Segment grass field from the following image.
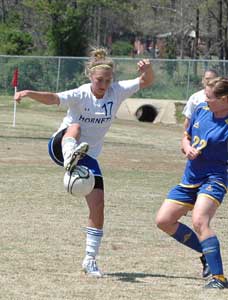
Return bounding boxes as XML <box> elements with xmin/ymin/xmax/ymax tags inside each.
<box><xmin>0</xmin><ymin>97</ymin><xmax>228</xmax><ymax>299</ymax></box>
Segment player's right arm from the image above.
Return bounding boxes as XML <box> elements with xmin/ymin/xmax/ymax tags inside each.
<box><xmin>14</xmin><ymin>90</ymin><xmax>60</xmax><ymax>105</ymax></box>
<box><xmin>183</xmin><ymin>117</ymin><xmax>190</xmax><ymax>130</ymax></box>
<box><xmin>182</xmin><ymin>133</ymin><xmax>200</xmax><ymax>160</ymax></box>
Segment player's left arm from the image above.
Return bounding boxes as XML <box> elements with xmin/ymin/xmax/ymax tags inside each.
<box><xmin>137</xmin><ymin>59</ymin><xmax>154</xmax><ymax>89</ymax></box>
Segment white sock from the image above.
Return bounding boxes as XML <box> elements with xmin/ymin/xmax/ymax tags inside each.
<box><xmin>85</xmin><ymin>227</ymin><xmax>103</xmax><ymax>259</ymax></box>
<box><xmin>62</xmin><ymin>137</ymin><xmax>77</xmax><ymax>161</ymax></box>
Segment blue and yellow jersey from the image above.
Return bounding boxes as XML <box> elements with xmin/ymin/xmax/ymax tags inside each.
<box><xmin>182</xmin><ymin>102</ymin><xmax>228</xmax><ymax>187</ymax></box>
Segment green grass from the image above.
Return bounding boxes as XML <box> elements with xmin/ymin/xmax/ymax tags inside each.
<box><xmin>0</xmin><ymin>97</ymin><xmax>228</xmax><ymax>299</ymax></box>
<box><xmin>175</xmin><ymin>102</ymin><xmax>186</xmax><ymax>124</ymax></box>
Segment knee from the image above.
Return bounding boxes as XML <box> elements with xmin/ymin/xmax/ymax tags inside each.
<box><xmin>155</xmin><ymin>214</ymin><xmax>170</xmax><ymax>232</ymax></box>
<box><xmin>192</xmin><ymin>217</ymin><xmax>206</xmax><ymax>235</ymax></box>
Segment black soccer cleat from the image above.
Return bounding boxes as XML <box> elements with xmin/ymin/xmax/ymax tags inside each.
<box><xmin>200</xmin><ymin>254</ymin><xmax>211</xmax><ymax>278</ymax></box>
<box><xmin>204</xmin><ymin>277</ymin><xmax>228</xmax><ymax>289</ymax></box>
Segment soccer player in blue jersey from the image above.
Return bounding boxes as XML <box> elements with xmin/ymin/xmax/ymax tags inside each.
<box><xmin>156</xmin><ymin>77</ymin><xmax>228</xmax><ymax>289</ymax></box>
<box><xmin>15</xmin><ymin>48</ymin><xmax>154</xmax><ymax>277</ymax></box>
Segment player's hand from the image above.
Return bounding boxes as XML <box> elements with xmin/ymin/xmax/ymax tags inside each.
<box><xmin>14</xmin><ymin>90</ymin><xmax>28</xmax><ymax>103</ymax></box>
<box><xmin>184</xmin><ymin>146</ymin><xmax>200</xmax><ymax>160</ymax></box>
<box><xmin>137</xmin><ymin>59</ymin><xmax>154</xmax><ymax>88</ymax></box>
<box><xmin>137</xmin><ymin>59</ymin><xmax>151</xmax><ymax>73</ymax></box>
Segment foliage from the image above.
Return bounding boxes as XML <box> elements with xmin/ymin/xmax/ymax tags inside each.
<box><xmin>57</xmin><ymin>58</ymin><xmax>87</xmax><ymax>91</ymax></box>
<box><xmin>23</xmin><ymin>0</ymin><xmax>88</xmax><ymax>56</ymax></box>
<box><xmin>163</xmin><ymin>37</ymin><xmax>177</xmax><ymax>76</ymax></box>
<box><xmin>0</xmin><ymin>56</ymin><xmax>88</xmax><ymax>94</ymax></box>
<box><xmin>0</xmin><ymin>0</ymin><xmax>227</xmax><ymax>60</ymax></box>
<box><xmin>135</xmin><ymin>80</ymin><xmax>187</xmax><ymax>100</ymax></box>
<box><xmin>175</xmin><ymin>102</ymin><xmax>186</xmax><ymax>123</ymax></box>
<box><xmin>111</xmin><ymin>41</ymin><xmax>133</xmax><ymax>56</ymax></box>
<box><xmin>0</xmin><ymin>25</ymin><xmax>33</xmax><ymax>55</ymax></box>
<box><xmin>0</xmin><ymin>58</ymin><xmax>58</xmax><ymax>94</ymax></box>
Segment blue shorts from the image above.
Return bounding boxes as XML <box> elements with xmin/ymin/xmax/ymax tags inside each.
<box><xmin>48</xmin><ymin>129</ymin><xmax>103</xmax><ymax>190</ymax></box>
<box><xmin>166</xmin><ymin>180</ymin><xmax>227</xmax><ymax>209</ymax></box>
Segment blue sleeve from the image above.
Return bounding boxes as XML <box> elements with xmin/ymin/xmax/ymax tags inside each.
<box><xmin>186</xmin><ymin>102</ymin><xmax>206</xmax><ymax>137</ymax></box>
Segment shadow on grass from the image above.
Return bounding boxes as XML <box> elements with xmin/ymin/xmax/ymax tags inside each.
<box><xmin>105</xmin><ymin>272</ymin><xmax>202</xmax><ymax>283</ymax></box>
<box><xmin>0</xmin><ymin>135</ymin><xmax>49</xmax><ymax>140</ymax></box>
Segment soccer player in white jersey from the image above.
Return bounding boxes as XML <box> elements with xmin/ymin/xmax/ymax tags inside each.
<box><xmin>183</xmin><ymin>69</ymin><xmax>218</xmax><ymax>130</ymax></box>
<box><xmin>14</xmin><ymin>47</ymin><xmax>154</xmax><ymax>277</ymax></box>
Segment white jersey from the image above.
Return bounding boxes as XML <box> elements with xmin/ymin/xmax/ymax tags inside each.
<box><xmin>182</xmin><ymin>89</ymin><xmax>206</xmax><ymax>119</ymax></box>
<box><xmin>56</xmin><ymin>78</ymin><xmax>140</xmax><ymax>158</ymax></box>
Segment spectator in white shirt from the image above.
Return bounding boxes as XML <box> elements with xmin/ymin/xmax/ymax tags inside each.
<box><xmin>183</xmin><ymin>69</ymin><xmax>219</xmax><ymax>130</ymax></box>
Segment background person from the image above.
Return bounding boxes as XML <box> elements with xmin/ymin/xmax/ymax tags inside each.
<box><xmin>14</xmin><ymin>47</ymin><xmax>154</xmax><ymax>277</ymax></box>
<box><xmin>156</xmin><ymin>77</ymin><xmax>228</xmax><ymax>289</ymax></box>
<box><xmin>183</xmin><ymin>69</ymin><xmax>218</xmax><ymax>130</ymax></box>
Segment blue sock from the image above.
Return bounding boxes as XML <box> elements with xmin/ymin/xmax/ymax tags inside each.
<box><xmin>201</xmin><ymin>236</ymin><xmax>223</xmax><ymax>276</ymax></box>
<box><xmin>172</xmin><ymin>223</ymin><xmax>202</xmax><ymax>253</ymax></box>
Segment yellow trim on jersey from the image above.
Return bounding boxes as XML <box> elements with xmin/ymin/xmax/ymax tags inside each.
<box><xmin>197</xmin><ymin>194</ymin><xmax>220</xmax><ymax>207</ymax></box>
<box><xmin>179</xmin><ymin>183</ymin><xmax>201</xmax><ymax>188</ymax></box>
<box><xmin>214</xmin><ymin>181</ymin><xmax>228</xmax><ymax>192</ymax></box>
<box><xmin>180</xmin><ymin>181</ymin><xmax>227</xmax><ymax>191</ymax></box>
<box><xmin>165</xmin><ymin>199</ymin><xmax>194</xmax><ymax>209</ymax></box>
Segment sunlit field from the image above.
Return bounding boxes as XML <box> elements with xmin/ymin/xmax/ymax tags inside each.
<box><xmin>0</xmin><ymin>97</ymin><xmax>228</xmax><ymax>299</ymax></box>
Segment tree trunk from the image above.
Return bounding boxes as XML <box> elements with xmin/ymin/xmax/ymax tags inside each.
<box><xmin>193</xmin><ymin>8</ymin><xmax>199</xmax><ymax>76</ymax></box>
<box><xmin>97</xmin><ymin>6</ymin><xmax>101</xmax><ymax>46</ymax></box>
<box><xmin>1</xmin><ymin>0</ymin><xmax>6</xmax><ymax>23</ymax></box>
<box><xmin>206</xmin><ymin>4</ymin><xmax>212</xmax><ymax>59</ymax></box>
<box><xmin>217</xmin><ymin>0</ymin><xmax>224</xmax><ymax>74</ymax></box>
<box><xmin>193</xmin><ymin>8</ymin><xmax>199</xmax><ymax>59</ymax></box>
<box><xmin>224</xmin><ymin>2</ymin><xmax>228</xmax><ymax>74</ymax></box>
<box><xmin>218</xmin><ymin>0</ymin><xmax>223</xmax><ymax>60</ymax></box>
<box><xmin>180</xmin><ymin>0</ymin><xmax>184</xmax><ymax>58</ymax></box>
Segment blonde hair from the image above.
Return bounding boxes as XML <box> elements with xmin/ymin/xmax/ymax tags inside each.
<box><xmin>85</xmin><ymin>47</ymin><xmax>114</xmax><ymax>77</ymax></box>
<box><xmin>206</xmin><ymin>77</ymin><xmax>228</xmax><ymax>98</ymax></box>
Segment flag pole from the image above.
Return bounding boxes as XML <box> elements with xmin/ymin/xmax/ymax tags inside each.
<box><xmin>12</xmin><ymin>68</ymin><xmax>18</xmax><ymax>127</ymax></box>
<box><xmin>12</xmin><ymin>86</ymin><xmax>17</xmax><ymax>127</ymax></box>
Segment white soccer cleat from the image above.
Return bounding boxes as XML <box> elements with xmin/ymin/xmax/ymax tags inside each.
<box><xmin>82</xmin><ymin>257</ymin><xmax>103</xmax><ymax>278</ymax></box>
<box><xmin>64</xmin><ymin>142</ymin><xmax>89</xmax><ymax>172</ymax></box>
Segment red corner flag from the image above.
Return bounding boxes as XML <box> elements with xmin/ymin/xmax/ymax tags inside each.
<box><xmin>12</xmin><ymin>68</ymin><xmax>19</xmax><ymax>127</ymax></box>
<box><xmin>12</xmin><ymin>68</ymin><xmax>19</xmax><ymax>88</ymax></box>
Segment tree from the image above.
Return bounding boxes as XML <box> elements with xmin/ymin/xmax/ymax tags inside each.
<box><xmin>0</xmin><ymin>0</ymin><xmax>33</xmax><ymax>55</ymax></box>
<box><xmin>0</xmin><ymin>0</ymin><xmax>228</xmax><ymax>61</ymax></box>
<box><xmin>22</xmin><ymin>0</ymin><xmax>88</xmax><ymax>56</ymax></box>
<box><xmin>0</xmin><ymin>25</ymin><xmax>33</xmax><ymax>54</ymax></box>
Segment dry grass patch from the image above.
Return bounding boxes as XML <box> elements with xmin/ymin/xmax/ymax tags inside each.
<box><xmin>0</xmin><ymin>101</ymin><xmax>228</xmax><ymax>299</ymax></box>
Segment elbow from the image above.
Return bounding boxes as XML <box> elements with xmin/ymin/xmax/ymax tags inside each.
<box><xmin>50</xmin><ymin>94</ymin><xmax>60</xmax><ymax>105</ymax></box>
